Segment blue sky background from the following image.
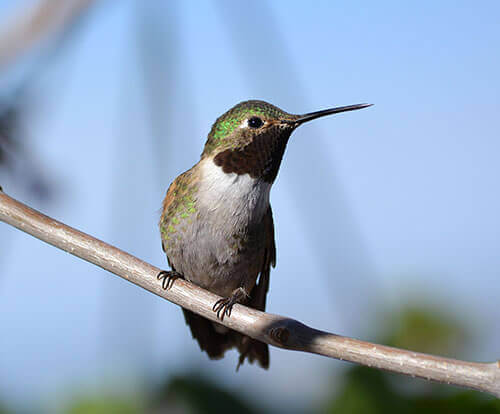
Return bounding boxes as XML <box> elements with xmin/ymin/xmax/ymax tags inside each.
<box><xmin>0</xmin><ymin>0</ymin><xmax>499</xmax><ymax>411</ymax></box>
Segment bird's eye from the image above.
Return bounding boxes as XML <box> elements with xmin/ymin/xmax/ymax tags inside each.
<box><xmin>248</xmin><ymin>117</ymin><xmax>264</xmax><ymax>129</ymax></box>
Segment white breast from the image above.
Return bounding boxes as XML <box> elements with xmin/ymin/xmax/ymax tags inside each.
<box><xmin>197</xmin><ymin>158</ymin><xmax>271</xmax><ymax>226</ymax></box>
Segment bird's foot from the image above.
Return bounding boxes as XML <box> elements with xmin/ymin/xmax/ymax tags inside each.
<box><xmin>212</xmin><ymin>287</ymin><xmax>248</xmax><ymax>321</ymax></box>
<box><xmin>157</xmin><ymin>270</ymin><xmax>183</xmax><ymax>290</ymax></box>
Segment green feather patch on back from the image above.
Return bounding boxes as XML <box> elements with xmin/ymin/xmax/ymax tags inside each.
<box><xmin>160</xmin><ymin>169</ymin><xmax>198</xmax><ymax>249</ymax></box>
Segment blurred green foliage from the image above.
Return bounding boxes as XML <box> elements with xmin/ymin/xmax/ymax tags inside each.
<box><xmin>382</xmin><ymin>305</ymin><xmax>466</xmax><ymax>356</ymax></box>
<box><xmin>151</xmin><ymin>372</ymin><xmax>261</xmax><ymax>414</ymax></box>
<box><xmin>64</xmin><ymin>396</ymin><xmax>143</xmax><ymax>414</ymax></box>
<box><xmin>0</xmin><ymin>402</ymin><xmax>10</xmax><ymax>414</ymax></box>
<box><xmin>321</xmin><ymin>304</ymin><xmax>499</xmax><ymax>413</ymax></box>
<box><xmin>322</xmin><ymin>366</ymin><xmax>500</xmax><ymax>414</ymax></box>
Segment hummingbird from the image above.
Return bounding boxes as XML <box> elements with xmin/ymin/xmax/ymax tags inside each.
<box><xmin>158</xmin><ymin>100</ymin><xmax>371</xmax><ymax>369</ymax></box>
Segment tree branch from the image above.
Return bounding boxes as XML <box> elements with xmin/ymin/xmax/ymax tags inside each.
<box><xmin>0</xmin><ymin>0</ymin><xmax>95</xmax><ymax>70</ymax></box>
<box><xmin>0</xmin><ymin>189</ymin><xmax>499</xmax><ymax>397</ymax></box>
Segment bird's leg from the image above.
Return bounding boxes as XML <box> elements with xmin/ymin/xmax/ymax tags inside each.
<box><xmin>157</xmin><ymin>270</ymin><xmax>183</xmax><ymax>290</ymax></box>
<box><xmin>212</xmin><ymin>287</ymin><xmax>248</xmax><ymax>321</ymax></box>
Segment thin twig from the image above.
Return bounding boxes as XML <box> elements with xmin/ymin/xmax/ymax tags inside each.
<box><xmin>0</xmin><ymin>189</ymin><xmax>499</xmax><ymax>397</ymax></box>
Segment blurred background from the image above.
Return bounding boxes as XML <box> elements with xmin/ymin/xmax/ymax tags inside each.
<box><xmin>0</xmin><ymin>0</ymin><xmax>499</xmax><ymax>413</ymax></box>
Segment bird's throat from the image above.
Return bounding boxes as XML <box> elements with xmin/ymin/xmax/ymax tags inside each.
<box><xmin>213</xmin><ymin>127</ymin><xmax>292</xmax><ymax>183</ymax></box>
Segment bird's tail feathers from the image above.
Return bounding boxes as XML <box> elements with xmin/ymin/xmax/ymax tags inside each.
<box><xmin>182</xmin><ymin>309</ymin><xmax>269</xmax><ymax>369</ymax></box>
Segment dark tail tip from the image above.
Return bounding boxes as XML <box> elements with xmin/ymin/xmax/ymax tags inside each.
<box><xmin>236</xmin><ymin>336</ymin><xmax>269</xmax><ymax>371</ymax></box>
<box><xmin>182</xmin><ymin>309</ymin><xmax>233</xmax><ymax>359</ymax></box>
<box><xmin>183</xmin><ymin>308</ymin><xmax>269</xmax><ymax>370</ymax></box>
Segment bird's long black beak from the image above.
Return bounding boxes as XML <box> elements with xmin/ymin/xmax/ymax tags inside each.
<box><xmin>284</xmin><ymin>103</ymin><xmax>372</xmax><ymax>126</ymax></box>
